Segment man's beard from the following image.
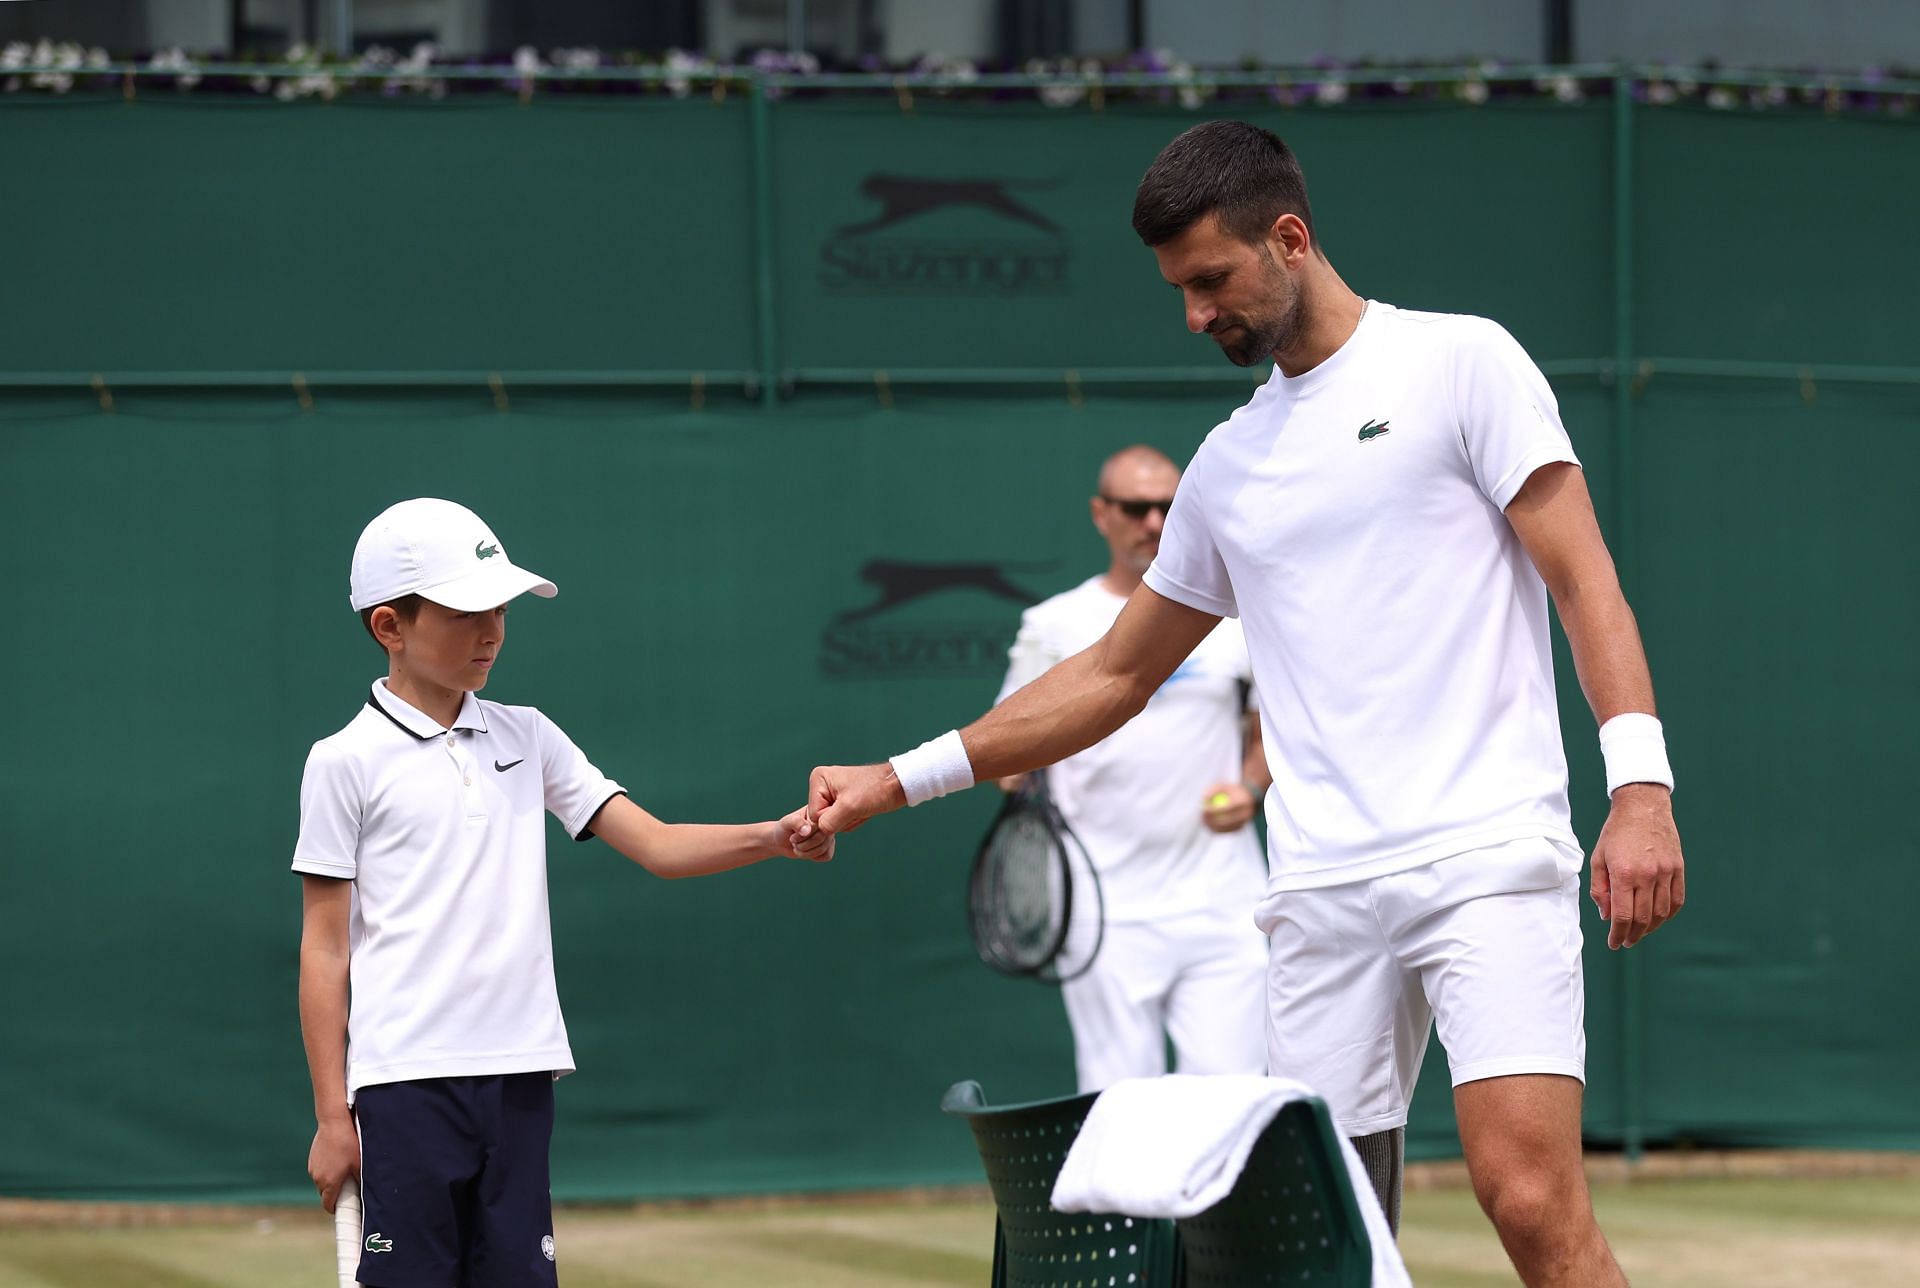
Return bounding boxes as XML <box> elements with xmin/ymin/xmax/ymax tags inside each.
<box><xmin>1210</xmin><ymin>259</ymin><xmax>1306</xmax><ymax>367</ymax></box>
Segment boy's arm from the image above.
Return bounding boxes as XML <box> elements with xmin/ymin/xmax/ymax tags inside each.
<box><xmin>585</xmin><ymin>795</ymin><xmax>832</xmax><ymax>878</ymax></box>
<box><xmin>299</xmin><ymin>874</ymin><xmax>358</xmax><ymax>1213</ymax></box>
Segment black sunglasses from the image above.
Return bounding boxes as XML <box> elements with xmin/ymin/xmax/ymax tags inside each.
<box><xmin>1099</xmin><ymin>496</ymin><xmax>1175</xmax><ymax>520</ymax></box>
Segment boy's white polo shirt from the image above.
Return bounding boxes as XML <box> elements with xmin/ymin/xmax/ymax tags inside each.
<box><xmin>1144</xmin><ymin>302</ymin><xmax>1582</xmax><ymax>894</ymax></box>
<box><xmin>292</xmin><ymin>679</ymin><xmax>623</xmax><ymax>1099</ymax></box>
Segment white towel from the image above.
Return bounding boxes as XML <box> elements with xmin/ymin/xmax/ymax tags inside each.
<box><xmin>1050</xmin><ymin>1074</ymin><xmax>1412</xmax><ymax>1288</ymax></box>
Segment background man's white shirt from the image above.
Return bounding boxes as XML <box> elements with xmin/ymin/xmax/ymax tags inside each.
<box><xmin>1143</xmin><ymin>302</ymin><xmax>1582</xmax><ymax>896</ymax></box>
<box><xmin>998</xmin><ymin>578</ymin><xmax>1266</xmax><ymax>921</ymax></box>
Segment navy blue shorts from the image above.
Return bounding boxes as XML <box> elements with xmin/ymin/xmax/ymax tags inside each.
<box><xmin>354</xmin><ymin>1073</ymin><xmax>559</xmax><ymax>1288</ymax></box>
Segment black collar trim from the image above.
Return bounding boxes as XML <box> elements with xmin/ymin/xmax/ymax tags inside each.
<box><xmin>366</xmin><ymin>691</ymin><xmax>435</xmax><ymax>741</ymax></box>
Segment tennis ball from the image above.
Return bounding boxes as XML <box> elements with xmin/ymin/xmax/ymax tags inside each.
<box><xmin>1208</xmin><ymin>791</ymin><xmax>1232</xmax><ymax>809</ymax></box>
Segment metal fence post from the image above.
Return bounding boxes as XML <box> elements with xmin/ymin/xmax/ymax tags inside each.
<box><xmin>750</xmin><ymin>72</ymin><xmax>780</xmax><ymax>406</ymax></box>
<box><xmin>1611</xmin><ymin>65</ymin><xmax>1646</xmax><ymax>1162</ymax></box>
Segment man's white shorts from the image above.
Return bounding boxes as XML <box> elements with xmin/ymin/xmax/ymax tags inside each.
<box><xmin>1060</xmin><ymin>905</ymin><xmax>1268</xmax><ymax>1094</ymax></box>
<box><xmin>1254</xmin><ymin>836</ymin><xmax>1587</xmax><ymax>1136</ymax></box>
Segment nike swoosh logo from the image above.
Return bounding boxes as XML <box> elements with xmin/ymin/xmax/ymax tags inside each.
<box><xmin>494</xmin><ymin>759</ymin><xmax>524</xmax><ymax>772</ymax></box>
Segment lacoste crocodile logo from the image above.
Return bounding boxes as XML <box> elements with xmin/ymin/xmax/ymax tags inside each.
<box><xmin>1358</xmin><ymin>419</ymin><xmax>1391</xmax><ymax>442</ymax></box>
<box><xmin>365</xmin><ymin>1233</ymin><xmax>394</xmax><ymax>1254</ymax></box>
<box><xmin>475</xmin><ymin>541</ymin><xmax>499</xmax><ymax>559</ymax></box>
<box><xmin>495</xmin><ymin>758</ymin><xmax>524</xmax><ymax>772</ymax></box>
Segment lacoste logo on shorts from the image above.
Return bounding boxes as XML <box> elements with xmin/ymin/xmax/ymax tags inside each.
<box><xmin>494</xmin><ymin>758</ymin><xmax>524</xmax><ymax>772</ymax></box>
<box><xmin>542</xmin><ymin>1234</ymin><xmax>556</xmax><ymax>1261</ymax></box>
<box><xmin>364</xmin><ymin>1232</ymin><xmax>394</xmax><ymax>1253</ymax></box>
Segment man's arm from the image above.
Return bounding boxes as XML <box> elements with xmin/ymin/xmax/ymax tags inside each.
<box><xmin>585</xmin><ymin>795</ymin><xmax>832</xmax><ymax>878</ymax></box>
<box><xmin>810</xmin><ymin>585</ymin><xmax>1221</xmax><ymax>832</ymax></box>
<box><xmin>299</xmin><ymin>874</ymin><xmax>358</xmax><ymax>1213</ymax></box>
<box><xmin>1505</xmin><ymin>462</ymin><xmax>1685</xmax><ymax>950</ymax></box>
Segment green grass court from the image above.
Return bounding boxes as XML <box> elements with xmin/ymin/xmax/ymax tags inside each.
<box><xmin>3</xmin><ymin>1170</ymin><xmax>1914</xmax><ymax>1287</ymax></box>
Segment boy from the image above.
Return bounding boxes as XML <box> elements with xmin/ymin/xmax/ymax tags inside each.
<box><xmin>295</xmin><ymin>498</ymin><xmax>829</xmax><ymax>1287</ymax></box>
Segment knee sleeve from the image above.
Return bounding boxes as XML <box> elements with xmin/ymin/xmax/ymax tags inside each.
<box><xmin>1349</xmin><ymin>1126</ymin><xmax>1404</xmax><ymax>1236</ymax></box>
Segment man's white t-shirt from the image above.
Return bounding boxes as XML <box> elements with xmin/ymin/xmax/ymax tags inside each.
<box><xmin>997</xmin><ymin>578</ymin><xmax>1266</xmax><ymax>921</ymax></box>
<box><xmin>1143</xmin><ymin>302</ymin><xmax>1582</xmax><ymax>895</ymax></box>
<box><xmin>292</xmin><ymin>680</ymin><xmax>623</xmax><ymax>1098</ymax></box>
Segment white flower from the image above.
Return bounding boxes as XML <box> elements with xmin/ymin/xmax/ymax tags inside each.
<box><xmin>514</xmin><ymin>45</ymin><xmax>543</xmax><ymax>76</ymax></box>
<box><xmin>666</xmin><ymin>47</ymin><xmax>713</xmax><ymax>98</ymax></box>
<box><xmin>1552</xmin><ymin>75</ymin><xmax>1582</xmax><ymax>102</ymax></box>
<box><xmin>1460</xmin><ymin>79</ymin><xmax>1488</xmax><ymax>104</ymax></box>
<box><xmin>1647</xmin><ymin>81</ymin><xmax>1676</xmax><ymax>105</ymax></box>
<box><xmin>1315</xmin><ymin>80</ymin><xmax>1348</xmax><ymax>105</ymax></box>
<box><xmin>916</xmin><ymin>53</ymin><xmax>979</xmax><ymax>82</ymax></box>
<box><xmin>1706</xmin><ymin>87</ymin><xmax>1736</xmax><ymax>110</ymax></box>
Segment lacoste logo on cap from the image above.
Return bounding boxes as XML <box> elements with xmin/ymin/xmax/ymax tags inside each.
<box><xmin>476</xmin><ymin>541</ymin><xmax>499</xmax><ymax>559</ymax></box>
<box><xmin>365</xmin><ymin>1233</ymin><xmax>394</xmax><ymax>1254</ymax></box>
<box><xmin>495</xmin><ymin>759</ymin><xmax>524</xmax><ymax>772</ymax></box>
<box><xmin>1358</xmin><ymin>418</ymin><xmax>1391</xmax><ymax>442</ymax></box>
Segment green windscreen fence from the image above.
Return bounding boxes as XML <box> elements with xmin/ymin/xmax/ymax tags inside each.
<box><xmin>0</xmin><ymin>89</ymin><xmax>1915</xmax><ymax>1202</ymax></box>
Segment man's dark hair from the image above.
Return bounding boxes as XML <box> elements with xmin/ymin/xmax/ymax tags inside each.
<box><xmin>360</xmin><ymin>594</ymin><xmax>425</xmax><ymax>649</ymax></box>
<box><xmin>1131</xmin><ymin>120</ymin><xmax>1316</xmax><ymax>248</ymax></box>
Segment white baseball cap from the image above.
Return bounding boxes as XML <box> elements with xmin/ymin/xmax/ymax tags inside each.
<box><xmin>349</xmin><ymin>498</ymin><xmax>558</xmax><ymax>612</ymax></box>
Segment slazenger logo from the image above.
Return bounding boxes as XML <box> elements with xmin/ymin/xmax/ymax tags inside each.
<box><xmin>818</xmin><ymin>558</ymin><xmax>1049</xmax><ymax>680</ymax></box>
<box><xmin>820</xmin><ymin>173</ymin><xmax>1069</xmax><ymax>295</ymax></box>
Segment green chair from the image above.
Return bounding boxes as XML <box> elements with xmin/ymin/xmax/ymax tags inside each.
<box><xmin>942</xmin><ymin>1080</ymin><xmax>1181</xmax><ymax>1287</ymax></box>
<box><xmin>1173</xmin><ymin>1096</ymin><xmax>1373</xmax><ymax>1286</ymax></box>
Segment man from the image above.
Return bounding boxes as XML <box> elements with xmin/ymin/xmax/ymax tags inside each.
<box><xmin>996</xmin><ymin>444</ymin><xmax>1271</xmax><ymax>1093</ymax></box>
<box><xmin>808</xmin><ymin>121</ymin><xmax>1684</xmax><ymax>1287</ymax></box>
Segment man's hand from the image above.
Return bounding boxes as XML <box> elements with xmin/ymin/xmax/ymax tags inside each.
<box><xmin>776</xmin><ymin>808</ymin><xmax>835</xmax><ymax>862</ymax></box>
<box><xmin>1590</xmin><ymin>784</ymin><xmax>1686</xmax><ymax>950</ymax></box>
<box><xmin>1200</xmin><ymin>781</ymin><xmax>1259</xmax><ymax>832</ymax></box>
<box><xmin>308</xmin><ymin>1117</ymin><xmax>359</xmax><ymax>1213</ymax></box>
<box><xmin>808</xmin><ymin>763</ymin><xmax>908</xmax><ymax>835</ymax></box>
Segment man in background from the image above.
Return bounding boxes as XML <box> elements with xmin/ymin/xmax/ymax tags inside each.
<box><xmin>995</xmin><ymin>445</ymin><xmax>1270</xmax><ymax>1092</ymax></box>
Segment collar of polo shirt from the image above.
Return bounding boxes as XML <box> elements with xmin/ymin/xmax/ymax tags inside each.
<box><xmin>368</xmin><ymin>678</ymin><xmax>491</xmax><ymax>740</ymax></box>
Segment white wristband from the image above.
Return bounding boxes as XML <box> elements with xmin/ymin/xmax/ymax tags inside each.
<box><xmin>1598</xmin><ymin>713</ymin><xmax>1674</xmax><ymax>798</ymax></box>
<box><xmin>889</xmin><ymin>730</ymin><xmax>975</xmax><ymax>807</ymax></box>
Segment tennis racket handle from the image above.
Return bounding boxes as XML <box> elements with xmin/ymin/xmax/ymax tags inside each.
<box><xmin>334</xmin><ymin>1177</ymin><xmax>363</xmax><ymax>1288</ymax></box>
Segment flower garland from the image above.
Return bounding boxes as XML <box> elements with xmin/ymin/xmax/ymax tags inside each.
<box><xmin>2</xmin><ymin>40</ymin><xmax>1916</xmax><ymax>118</ymax></box>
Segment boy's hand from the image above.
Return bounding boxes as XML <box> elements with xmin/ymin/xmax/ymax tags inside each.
<box><xmin>308</xmin><ymin>1117</ymin><xmax>360</xmax><ymax>1213</ymax></box>
<box><xmin>777</xmin><ymin>808</ymin><xmax>835</xmax><ymax>863</ymax></box>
